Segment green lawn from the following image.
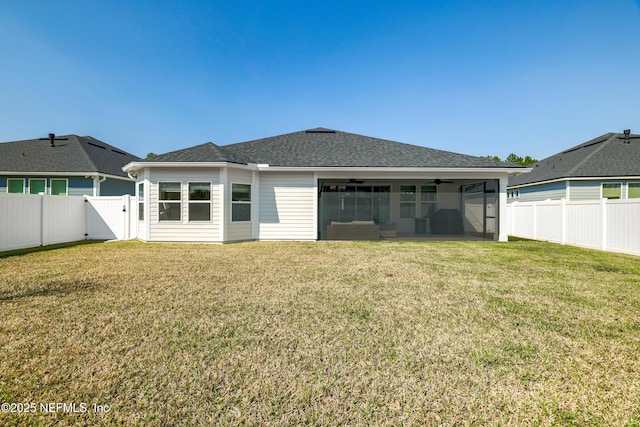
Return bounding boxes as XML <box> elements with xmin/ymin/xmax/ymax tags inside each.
<box><xmin>1</xmin><ymin>240</ymin><xmax>639</xmax><ymax>426</ymax></box>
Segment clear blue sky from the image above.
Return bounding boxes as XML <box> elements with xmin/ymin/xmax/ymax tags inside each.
<box><xmin>1</xmin><ymin>0</ymin><xmax>639</xmax><ymax>160</ymax></box>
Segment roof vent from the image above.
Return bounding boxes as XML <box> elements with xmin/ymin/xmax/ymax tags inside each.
<box><xmin>624</xmin><ymin>129</ymin><xmax>631</xmax><ymax>143</ymax></box>
<box><xmin>38</xmin><ymin>133</ymin><xmax>68</xmax><ymax>148</ymax></box>
<box><xmin>305</xmin><ymin>128</ymin><xmax>336</xmax><ymax>134</ymax></box>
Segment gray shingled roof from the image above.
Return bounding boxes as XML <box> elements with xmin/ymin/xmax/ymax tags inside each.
<box><xmin>144</xmin><ymin>128</ymin><xmax>520</xmax><ymax>169</ymax></box>
<box><xmin>0</xmin><ymin>135</ymin><xmax>140</xmax><ymax>178</ymax></box>
<box><xmin>141</xmin><ymin>142</ymin><xmax>247</xmax><ymax>164</ymax></box>
<box><xmin>509</xmin><ymin>132</ymin><xmax>640</xmax><ymax>187</ymax></box>
<box><xmin>224</xmin><ymin>128</ymin><xmax>519</xmax><ymax>168</ymax></box>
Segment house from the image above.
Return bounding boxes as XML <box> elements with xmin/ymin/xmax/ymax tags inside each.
<box><xmin>0</xmin><ymin>134</ymin><xmax>140</xmax><ymax>196</ymax></box>
<box><xmin>508</xmin><ymin>130</ymin><xmax>640</xmax><ymax>202</ymax></box>
<box><xmin>122</xmin><ymin>128</ymin><xmax>528</xmax><ymax>242</ymax></box>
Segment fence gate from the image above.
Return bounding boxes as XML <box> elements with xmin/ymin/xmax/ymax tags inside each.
<box><xmin>85</xmin><ymin>196</ymin><xmax>136</xmax><ymax>240</ymax></box>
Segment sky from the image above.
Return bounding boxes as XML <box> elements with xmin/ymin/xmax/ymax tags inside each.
<box><xmin>1</xmin><ymin>0</ymin><xmax>639</xmax><ymax>161</ymax></box>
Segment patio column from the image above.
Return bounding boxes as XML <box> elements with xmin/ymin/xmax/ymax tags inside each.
<box><xmin>498</xmin><ymin>176</ymin><xmax>508</xmax><ymax>242</ymax></box>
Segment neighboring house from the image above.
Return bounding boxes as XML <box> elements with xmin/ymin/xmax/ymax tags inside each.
<box><xmin>123</xmin><ymin>128</ymin><xmax>528</xmax><ymax>243</ymax></box>
<box><xmin>0</xmin><ymin>134</ymin><xmax>140</xmax><ymax>196</ymax></box>
<box><xmin>508</xmin><ymin>130</ymin><xmax>640</xmax><ymax>202</ymax></box>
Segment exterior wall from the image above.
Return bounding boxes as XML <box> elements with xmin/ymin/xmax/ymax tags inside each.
<box><xmin>0</xmin><ymin>175</ymin><xmax>95</xmax><ymax>196</ymax></box>
<box><xmin>225</xmin><ymin>168</ymin><xmax>254</xmax><ymax>242</ymax></box>
<box><xmin>258</xmin><ymin>172</ymin><xmax>317</xmax><ymax>240</ymax></box>
<box><xmin>512</xmin><ymin>182</ymin><xmax>566</xmax><ymax>202</ymax></box>
<box><xmin>100</xmin><ymin>178</ymin><xmax>135</xmax><ymax>196</ymax></box>
<box><xmin>147</xmin><ymin>168</ymin><xmax>222</xmax><ymax>242</ymax></box>
<box><xmin>568</xmin><ymin>181</ymin><xmax>600</xmax><ymax>201</ymax></box>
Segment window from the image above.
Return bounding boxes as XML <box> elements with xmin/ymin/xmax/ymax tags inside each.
<box><xmin>189</xmin><ymin>182</ymin><xmax>211</xmax><ymax>221</ymax></box>
<box><xmin>29</xmin><ymin>179</ymin><xmax>46</xmax><ymax>195</ymax></box>
<box><xmin>50</xmin><ymin>179</ymin><xmax>68</xmax><ymax>196</ymax></box>
<box><xmin>420</xmin><ymin>185</ymin><xmax>437</xmax><ymax>217</ymax></box>
<box><xmin>602</xmin><ymin>183</ymin><xmax>621</xmax><ymax>200</ymax></box>
<box><xmin>629</xmin><ymin>183</ymin><xmax>640</xmax><ymax>199</ymax></box>
<box><xmin>231</xmin><ymin>183</ymin><xmax>251</xmax><ymax>222</ymax></box>
<box><xmin>7</xmin><ymin>178</ymin><xmax>25</xmax><ymax>193</ymax></box>
<box><xmin>138</xmin><ymin>182</ymin><xmax>144</xmax><ymax>221</ymax></box>
<box><xmin>400</xmin><ymin>185</ymin><xmax>416</xmax><ymax>218</ymax></box>
<box><xmin>158</xmin><ymin>182</ymin><xmax>181</xmax><ymax>221</ymax></box>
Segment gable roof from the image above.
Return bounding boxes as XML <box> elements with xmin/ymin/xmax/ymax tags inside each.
<box><xmin>129</xmin><ymin>128</ymin><xmax>523</xmax><ymax>170</ymax></box>
<box><xmin>509</xmin><ymin>132</ymin><xmax>640</xmax><ymax>187</ymax></box>
<box><xmin>0</xmin><ymin>134</ymin><xmax>140</xmax><ymax>179</ymax></box>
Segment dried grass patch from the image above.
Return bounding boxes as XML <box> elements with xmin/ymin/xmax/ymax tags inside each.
<box><xmin>0</xmin><ymin>240</ymin><xmax>639</xmax><ymax>426</ymax></box>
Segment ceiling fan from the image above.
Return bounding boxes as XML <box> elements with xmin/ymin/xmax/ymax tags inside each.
<box><xmin>429</xmin><ymin>179</ymin><xmax>454</xmax><ymax>185</ymax></box>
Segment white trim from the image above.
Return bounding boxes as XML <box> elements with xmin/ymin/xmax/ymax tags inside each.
<box><xmin>28</xmin><ymin>178</ymin><xmax>47</xmax><ymax>195</ymax></box>
<box><xmin>123</xmin><ymin>162</ymin><xmax>254</xmax><ymax>172</ymax></box>
<box><xmin>230</xmin><ymin>182</ymin><xmax>252</xmax><ymax>223</ymax></box>
<box><xmin>261</xmin><ymin>166</ymin><xmax>529</xmax><ymax>174</ymax></box>
<box><xmin>7</xmin><ymin>178</ymin><xmax>26</xmax><ymax>193</ymax></box>
<box><xmin>157</xmin><ymin>181</ymin><xmax>182</xmax><ymax>222</ymax></box>
<box><xmin>187</xmin><ymin>181</ymin><xmax>213</xmax><ymax>223</ymax></box>
<box><xmin>50</xmin><ymin>178</ymin><xmax>68</xmax><ymax>196</ymax></box>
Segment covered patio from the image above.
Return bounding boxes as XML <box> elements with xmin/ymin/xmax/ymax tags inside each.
<box><xmin>318</xmin><ymin>178</ymin><xmax>500</xmax><ymax>241</ymax></box>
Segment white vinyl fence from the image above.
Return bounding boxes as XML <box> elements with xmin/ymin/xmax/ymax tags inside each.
<box><xmin>507</xmin><ymin>199</ymin><xmax>640</xmax><ymax>256</ymax></box>
<box><xmin>0</xmin><ymin>194</ymin><xmax>136</xmax><ymax>252</ymax></box>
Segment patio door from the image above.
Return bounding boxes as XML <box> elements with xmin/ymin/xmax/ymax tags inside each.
<box><xmin>461</xmin><ymin>180</ymin><xmax>497</xmax><ymax>238</ymax></box>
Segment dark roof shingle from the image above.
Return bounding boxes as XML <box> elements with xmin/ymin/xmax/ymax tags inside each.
<box><xmin>509</xmin><ymin>132</ymin><xmax>640</xmax><ymax>187</ymax></box>
<box><xmin>0</xmin><ymin>135</ymin><xmax>139</xmax><ymax>178</ymax></box>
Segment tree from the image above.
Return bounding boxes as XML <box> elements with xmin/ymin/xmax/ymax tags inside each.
<box><xmin>482</xmin><ymin>154</ymin><xmax>538</xmax><ymax>166</ymax></box>
<box><xmin>146</xmin><ymin>152</ymin><xmax>156</xmax><ymax>158</ymax></box>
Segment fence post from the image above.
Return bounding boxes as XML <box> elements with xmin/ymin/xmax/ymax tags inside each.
<box><xmin>39</xmin><ymin>194</ymin><xmax>44</xmax><ymax>247</ymax></box>
<box><xmin>561</xmin><ymin>198</ymin><xmax>567</xmax><ymax>245</ymax></box>
<box><xmin>532</xmin><ymin>201</ymin><xmax>537</xmax><ymax>240</ymax></box>
<box><xmin>123</xmin><ymin>194</ymin><xmax>131</xmax><ymax>240</ymax></box>
<box><xmin>601</xmin><ymin>198</ymin><xmax>607</xmax><ymax>251</ymax></box>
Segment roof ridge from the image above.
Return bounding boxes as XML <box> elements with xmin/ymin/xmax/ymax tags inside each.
<box><xmin>565</xmin><ymin>133</ymin><xmax>615</xmax><ymax>176</ymax></box>
<box><xmin>70</xmin><ymin>135</ymin><xmax>99</xmax><ymax>171</ymax></box>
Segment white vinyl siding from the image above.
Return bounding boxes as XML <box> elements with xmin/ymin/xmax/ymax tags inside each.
<box><xmin>569</xmin><ymin>181</ymin><xmax>601</xmax><ymax>201</ymax></box>
<box><xmin>147</xmin><ymin>168</ymin><xmax>222</xmax><ymax>242</ymax></box>
<box><xmin>258</xmin><ymin>172</ymin><xmax>316</xmax><ymax>240</ymax></box>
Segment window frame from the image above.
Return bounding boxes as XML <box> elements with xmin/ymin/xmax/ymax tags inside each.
<box><xmin>50</xmin><ymin>178</ymin><xmax>68</xmax><ymax>196</ymax></box>
<box><xmin>137</xmin><ymin>182</ymin><xmax>145</xmax><ymax>221</ymax></box>
<box><xmin>399</xmin><ymin>185</ymin><xmax>416</xmax><ymax>219</ymax></box>
<box><xmin>188</xmin><ymin>182</ymin><xmax>212</xmax><ymax>222</ymax></box>
<box><xmin>602</xmin><ymin>182</ymin><xmax>621</xmax><ymax>200</ymax></box>
<box><xmin>628</xmin><ymin>182</ymin><xmax>640</xmax><ymax>199</ymax></box>
<box><xmin>420</xmin><ymin>185</ymin><xmax>437</xmax><ymax>218</ymax></box>
<box><xmin>7</xmin><ymin>178</ymin><xmax>25</xmax><ymax>194</ymax></box>
<box><xmin>29</xmin><ymin>178</ymin><xmax>46</xmax><ymax>195</ymax></box>
<box><xmin>158</xmin><ymin>182</ymin><xmax>182</xmax><ymax>222</ymax></box>
<box><xmin>231</xmin><ymin>182</ymin><xmax>252</xmax><ymax>222</ymax></box>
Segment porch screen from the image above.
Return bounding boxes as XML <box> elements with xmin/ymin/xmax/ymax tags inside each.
<box><xmin>319</xmin><ymin>185</ymin><xmax>391</xmax><ymax>230</ymax></box>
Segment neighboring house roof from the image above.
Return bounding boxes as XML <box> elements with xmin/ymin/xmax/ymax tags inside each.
<box><xmin>129</xmin><ymin>128</ymin><xmax>524</xmax><ymax>170</ymax></box>
<box><xmin>509</xmin><ymin>132</ymin><xmax>640</xmax><ymax>187</ymax></box>
<box><xmin>0</xmin><ymin>134</ymin><xmax>140</xmax><ymax>179</ymax></box>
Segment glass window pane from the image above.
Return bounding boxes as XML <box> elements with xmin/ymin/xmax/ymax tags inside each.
<box><xmin>138</xmin><ymin>203</ymin><xmax>144</xmax><ymax>221</ymax></box>
<box><xmin>421</xmin><ymin>185</ymin><xmax>437</xmax><ymax>202</ymax></box>
<box><xmin>159</xmin><ymin>202</ymin><xmax>181</xmax><ymax>221</ymax></box>
<box><xmin>400</xmin><ymin>202</ymin><xmax>416</xmax><ymax>219</ymax></box>
<box><xmin>8</xmin><ymin>179</ymin><xmax>25</xmax><ymax>193</ymax></box>
<box><xmin>50</xmin><ymin>179</ymin><xmax>67</xmax><ymax>196</ymax></box>
<box><xmin>232</xmin><ymin>203</ymin><xmax>251</xmax><ymax>221</ymax></box>
<box><xmin>138</xmin><ymin>183</ymin><xmax>144</xmax><ymax>201</ymax></box>
<box><xmin>159</xmin><ymin>182</ymin><xmax>181</xmax><ymax>200</ymax></box>
<box><xmin>29</xmin><ymin>179</ymin><xmax>46</xmax><ymax>194</ymax></box>
<box><xmin>400</xmin><ymin>185</ymin><xmax>416</xmax><ymax>202</ymax></box>
<box><xmin>603</xmin><ymin>183</ymin><xmax>621</xmax><ymax>199</ymax></box>
<box><xmin>189</xmin><ymin>182</ymin><xmax>211</xmax><ymax>200</ymax></box>
<box><xmin>189</xmin><ymin>203</ymin><xmax>211</xmax><ymax>221</ymax></box>
<box><xmin>232</xmin><ymin>184</ymin><xmax>251</xmax><ymax>202</ymax></box>
<box><xmin>629</xmin><ymin>183</ymin><xmax>640</xmax><ymax>199</ymax></box>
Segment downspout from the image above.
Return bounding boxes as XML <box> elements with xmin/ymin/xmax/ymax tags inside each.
<box><xmin>93</xmin><ymin>175</ymin><xmax>107</xmax><ymax>196</ymax></box>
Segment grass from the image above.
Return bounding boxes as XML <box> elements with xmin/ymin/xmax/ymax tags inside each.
<box><xmin>0</xmin><ymin>239</ymin><xmax>639</xmax><ymax>426</ymax></box>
